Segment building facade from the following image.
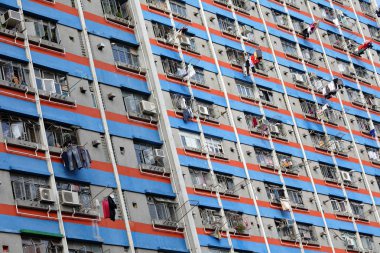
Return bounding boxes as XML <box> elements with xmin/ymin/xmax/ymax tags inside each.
<box><xmin>0</xmin><ymin>0</ymin><xmax>379</xmax><ymax>252</ymax></box>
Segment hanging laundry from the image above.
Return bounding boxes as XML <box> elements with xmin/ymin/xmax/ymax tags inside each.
<box><xmin>108</xmin><ymin>195</ymin><xmax>117</xmax><ymax>221</ymax></box>
<box><xmin>62</xmin><ymin>145</ymin><xmax>91</xmax><ymax>171</ymax></box>
<box><xmin>252</xmin><ymin>117</ymin><xmax>258</xmax><ymax>128</ymax></box>
<box><xmin>353</xmin><ymin>40</ymin><xmax>373</xmax><ymax>56</ymax></box>
<box><xmin>183</xmin><ymin>64</ymin><xmax>196</xmax><ymax>81</ymax></box>
<box><xmin>317</xmin><ymin>104</ymin><xmax>329</xmax><ymax>120</ymax></box>
<box><xmin>179</xmin><ymin>97</ymin><xmax>187</xmax><ymax>109</ymax></box>
<box><xmin>368</xmin><ymin>150</ymin><xmax>378</xmax><ymax>160</ymax></box>
<box><xmin>370</xmin><ymin>129</ymin><xmax>376</xmax><ymax>138</ymax></box>
<box><xmin>244</xmin><ymin>49</ymin><xmax>263</xmax><ymax>75</ymax></box>
<box><xmin>324</xmin><ymin>78</ymin><xmax>343</xmax><ymax>99</ymax></box>
<box><xmin>377</xmin><ymin>8</ymin><xmax>380</xmax><ymax>17</ymax></box>
<box><xmin>302</xmin><ymin>21</ymin><xmax>319</xmax><ymax>39</ymax></box>
<box><xmin>183</xmin><ymin>107</ymin><xmax>193</xmax><ymax>122</ymax></box>
<box><xmin>102</xmin><ymin>198</ymin><xmax>110</xmax><ymax>219</ymax></box>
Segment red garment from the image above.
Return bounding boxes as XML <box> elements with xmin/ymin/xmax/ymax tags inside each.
<box><xmin>252</xmin><ymin>117</ymin><xmax>258</xmax><ymax>127</ymax></box>
<box><xmin>102</xmin><ymin>198</ymin><xmax>110</xmax><ymax>219</ymax></box>
<box><xmin>358</xmin><ymin>41</ymin><xmax>372</xmax><ymax>51</ymax></box>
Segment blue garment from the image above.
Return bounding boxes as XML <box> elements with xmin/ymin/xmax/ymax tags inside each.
<box><xmin>183</xmin><ymin>108</ymin><xmax>192</xmax><ymax>122</ymax></box>
<box><xmin>370</xmin><ymin>129</ymin><xmax>376</xmax><ymax>137</ymax></box>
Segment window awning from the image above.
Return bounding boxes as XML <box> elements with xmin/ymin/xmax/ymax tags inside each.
<box><xmin>20</xmin><ymin>229</ymin><xmax>63</xmax><ymax>238</ymax></box>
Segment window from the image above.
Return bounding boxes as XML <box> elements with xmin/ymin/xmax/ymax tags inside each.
<box><xmin>225</xmin><ymin>211</ymin><xmax>246</xmax><ymax>233</ymax></box>
<box><xmin>320</xmin><ymin>5</ymin><xmax>335</xmax><ymax>21</ymax></box>
<box><xmin>146</xmin><ymin>0</ymin><xmax>168</xmax><ymax>11</ymax></box>
<box><xmin>226</xmin><ymin>47</ymin><xmax>244</xmax><ymax>66</ymax></box>
<box><xmin>328</xmin><ymin>33</ymin><xmax>344</xmax><ymax>48</ymax></box>
<box><xmin>258</xmin><ymin>88</ymin><xmax>274</xmax><ymax>105</ymax></box>
<box><xmin>277</xmin><ymin>153</ymin><xmax>294</xmax><ymax>169</ymax></box>
<box><xmin>161</xmin><ymin>57</ymin><xmax>182</xmax><ymax>78</ymax></box>
<box><xmin>255</xmin><ymin>148</ymin><xmax>274</xmax><ymax>168</ymax></box>
<box><xmin>347</xmin><ymin>89</ymin><xmax>364</xmax><ymax>105</ymax></box>
<box><xmin>300</xmin><ymin>46</ymin><xmax>315</xmax><ymax>63</ymax></box>
<box><xmin>297</xmin><ymin>223</ymin><xmax>316</xmax><ymax>242</ymax></box>
<box><xmin>215</xmin><ymin>173</ymin><xmax>234</xmax><ymax>194</ymax></box>
<box><xmin>359</xmin><ymin>1</ymin><xmax>373</xmax><ymax>15</ymax></box>
<box><xmin>189</xmin><ymin>169</ymin><xmax>213</xmax><ymax>188</ymax></box>
<box><xmin>291</xmin><ymin>68</ymin><xmax>307</xmax><ymax>85</ymax></box>
<box><xmin>25</xmin><ymin>18</ymin><xmax>59</xmax><ymax>43</ymax></box>
<box><xmin>34</xmin><ymin>67</ymin><xmax>68</xmax><ymax>96</ymax></box>
<box><xmin>291</xmin><ymin>17</ymin><xmax>304</xmax><ymax>33</ymax></box>
<box><xmin>134</xmin><ymin>142</ymin><xmax>163</xmax><ymax>166</ymax></box>
<box><xmin>22</xmin><ymin>237</ymin><xmax>63</xmax><ymax>253</ymax></box>
<box><xmin>323</xmin><ymin>108</ymin><xmax>341</xmax><ymax>125</ymax></box>
<box><xmin>354</xmin><ymin>65</ymin><xmax>369</xmax><ymax>80</ymax></box>
<box><xmin>368</xmin><ymin>25</ymin><xmax>379</xmax><ymax>40</ymax></box>
<box><xmin>300</xmin><ymin>100</ymin><xmax>317</xmax><ymax>118</ymax></box>
<box><xmin>147</xmin><ymin>196</ymin><xmax>177</xmax><ymax>222</ymax></box>
<box><xmin>331</xmin><ymin>198</ymin><xmax>348</xmax><ymax>213</ymax></box>
<box><xmin>0</xmin><ymin>59</ymin><xmax>29</xmax><ymax>86</ymax></box>
<box><xmin>266</xmin><ymin>184</ymin><xmax>284</xmax><ymax>203</ymax></box>
<box><xmin>287</xmin><ymin>188</ymin><xmax>304</xmax><ymax>206</ymax></box>
<box><xmin>239</xmin><ymin>24</ymin><xmax>255</xmax><ymax>42</ymax></box>
<box><xmin>237</xmin><ymin>80</ymin><xmax>256</xmax><ymax>99</ymax></box>
<box><xmin>205</xmin><ymin>137</ymin><xmax>223</xmax><ymax>155</ymax></box>
<box><xmin>68</xmin><ymin>243</ymin><xmax>102</xmax><ymax>253</ymax></box>
<box><xmin>170</xmin><ymin>0</ymin><xmax>187</xmax><ymax>18</ymax></box>
<box><xmin>218</xmin><ymin>16</ymin><xmax>237</xmax><ymax>36</ymax></box>
<box><xmin>281</xmin><ymin>39</ymin><xmax>298</xmax><ymax>57</ymax></box>
<box><xmin>1</xmin><ymin>114</ymin><xmax>39</xmax><ymax>143</ymax></box>
<box><xmin>363</xmin><ymin>93</ymin><xmax>379</xmax><ymax>110</ymax></box>
<box><xmin>45</xmin><ymin>123</ymin><xmax>78</xmax><ymax>148</ymax></box>
<box><xmin>152</xmin><ymin>22</ymin><xmax>173</xmax><ymax>42</ymax></box>
<box><xmin>123</xmin><ymin>91</ymin><xmax>150</xmax><ymax>117</ymax></box>
<box><xmin>112</xmin><ymin>43</ymin><xmax>140</xmax><ymax>68</ymax></box>
<box><xmin>56</xmin><ymin>182</ymin><xmax>92</xmax><ymax>211</ymax></box>
<box><xmin>310</xmin><ymin>132</ymin><xmax>328</xmax><ymax>149</ymax></box>
<box><xmin>276</xmin><ymin>219</ymin><xmax>296</xmax><ymax>240</ymax></box>
<box><xmin>273</xmin><ymin>11</ymin><xmax>289</xmax><ymax>28</ymax></box>
<box><xmin>356</xmin><ymin>116</ymin><xmax>371</xmax><ymax>133</ymax></box>
<box><xmin>342</xmin><ymin>232</ymin><xmax>359</xmax><ymax>250</ymax></box>
<box><xmin>350</xmin><ymin>201</ymin><xmax>364</xmax><ymax>218</ymax></box>
<box><xmin>361</xmin><ymin>234</ymin><xmax>374</xmax><ymax>251</ymax></box>
<box><xmin>199</xmin><ymin>208</ymin><xmax>222</xmax><ymax>228</ymax></box>
<box><xmin>11</xmin><ymin>174</ymin><xmax>49</xmax><ymax>202</ymax></box>
<box><xmin>180</xmin><ymin>131</ymin><xmax>202</xmax><ymax>151</ymax></box>
<box><xmin>320</xmin><ymin>163</ymin><xmax>339</xmax><ymax>182</ymax></box>
<box><xmin>232</xmin><ymin>0</ymin><xmax>248</xmax><ymax>10</ymax></box>
<box><xmin>101</xmin><ymin>0</ymin><xmax>131</xmax><ymax>21</ymax></box>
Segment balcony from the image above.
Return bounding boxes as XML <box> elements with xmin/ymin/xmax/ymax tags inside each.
<box><xmin>285</xmin><ymin>0</ymin><xmax>299</xmax><ymax>9</ymax></box>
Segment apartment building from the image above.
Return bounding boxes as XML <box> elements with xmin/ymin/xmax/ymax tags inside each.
<box><xmin>0</xmin><ymin>0</ymin><xmax>380</xmax><ymax>252</ymax></box>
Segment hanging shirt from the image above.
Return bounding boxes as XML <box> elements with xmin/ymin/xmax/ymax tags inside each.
<box><xmin>102</xmin><ymin>198</ymin><xmax>110</xmax><ymax>219</ymax></box>
<box><xmin>252</xmin><ymin>117</ymin><xmax>258</xmax><ymax>127</ymax></box>
<box><xmin>370</xmin><ymin>129</ymin><xmax>376</xmax><ymax>138</ymax></box>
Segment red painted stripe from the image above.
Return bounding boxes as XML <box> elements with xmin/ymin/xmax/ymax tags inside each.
<box><xmin>105</xmin><ymin>111</ymin><xmax>158</xmax><ymax>130</ymax></box>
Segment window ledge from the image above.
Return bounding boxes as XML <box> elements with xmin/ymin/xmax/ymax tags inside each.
<box><xmin>140</xmin><ymin>163</ymin><xmax>170</xmax><ymax>176</ymax></box>
<box><xmin>28</xmin><ymin>36</ymin><xmax>65</xmax><ymax>53</ymax></box>
<box><xmin>152</xmin><ymin>219</ymin><xmax>184</xmax><ymax>231</ymax></box>
<box><xmin>104</xmin><ymin>13</ymin><xmax>134</xmax><ymax>28</ymax></box>
<box><xmin>0</xmin><ymin>80</ymin><xmax>35</xmax><ymax>94</ymax></box>
<box><xmin>116</xmin><ymin>61</ymin><xmax>147</xmax><ymax>75</ymax></box>
<box><xmin>127</xmin><ymin>111</ymin><xmax>158</xmax><ymax>124</ymax></box>
<box><xmin>147</xmin><ymin>3</ymin><xmax>170</xmax><ymax>13</ymax></box>
<box><xmin>0</xmin><ymin>27</ymin><xmax>24</xmax><ymax>40</ymax></box>
<box><xmin>5</xmin><ymin>138</ymin><xmax>44</xmax><ymax>151</ymax></box>
<box><xmin>39</xmin><ymin>90</ymin><xmax>76</xmax><ymax>106</ymax></box>
<box><xmin>16</xmin><ymin>199</ymin><xmax>56</xmax><ymax>211</ymax></box>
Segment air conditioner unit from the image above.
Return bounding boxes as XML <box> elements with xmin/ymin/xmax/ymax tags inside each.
<box><xmin>179</xmin><ymin>36</ymin><xmax>191</xmax><ymax>46</ymax></box>
<box><xmin>140</xmin><ymin>100</ymin><xmax>157</xmax><ymax>115</ymax></box>
<box><xmin>60</xmin><ymin>190</ymin><xmax>80</xmax><ymax>206</ymax></box>
<box><xmin>39</xmin><ymin>187</ymin><xmax>55</xmax><ymax>203</ymax></box>
<box><xmin>0</xmin><ymin>10</ymin><xmax>21</xmax><ymax>27</ymax></box>
<box><xmin>294</xmin><ymin>74</ymin><xmax>304</xmax><ymax>83</ymax></box>
<box><xmin>198</xmin><ymin>105</ymin><xmax>209</xmax><ymax>115</ymax></box>
<box><xmin>270</xmin><ymin>124</ymin><xmax>280</xmax><ymax>134</ymax></box>
<box><xmin>341</xmin><ymin>171</ymin><xmax>352</xmax><ymax>182</ymax></box>
<box><xmin>346</xmin><ymin>237</ymin><xmax>356</xmax><ymax>247</ymax></box>
<box><xmin>154</xmin><ymin>149</ymin><xmax>165</xmax><ymax>160</ymax></box>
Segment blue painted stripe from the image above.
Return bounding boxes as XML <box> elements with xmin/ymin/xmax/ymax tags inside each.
<box><xmin>107</xmin><ymin>120</ymin><xmax>162</xmax><ymax>144</ymax></box>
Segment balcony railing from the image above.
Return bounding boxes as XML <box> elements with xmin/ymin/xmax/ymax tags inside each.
<box><xmin>101</xmin><ymin>0</ymin><xmax>134</xmax><ymax>27</ymax></box>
